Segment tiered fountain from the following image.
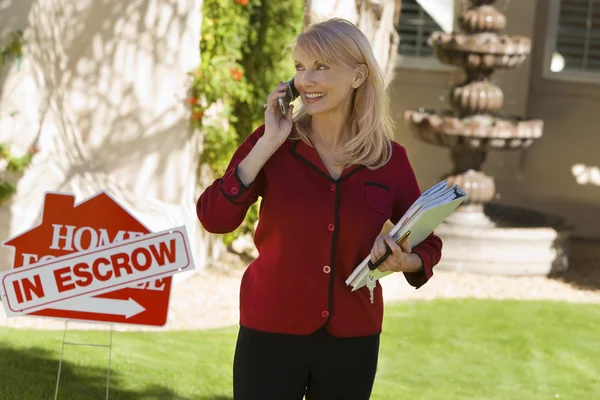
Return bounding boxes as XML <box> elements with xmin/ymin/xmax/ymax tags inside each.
<box><xmin>404</xmin><ymin>0</ymin><xmax>570</xmax><ymax>275</ymax></box>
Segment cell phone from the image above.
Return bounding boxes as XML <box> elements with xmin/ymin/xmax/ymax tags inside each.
<box><xmin>278</xmin><ymin>78</ymin><xmax>299</xmax><ymax>115</ymax></box>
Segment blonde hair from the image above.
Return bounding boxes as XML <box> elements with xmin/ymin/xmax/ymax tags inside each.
<box><xmin>292</xmin><ymin>18</ymin><xmax>395</xmax><ymax>169</ymax></box>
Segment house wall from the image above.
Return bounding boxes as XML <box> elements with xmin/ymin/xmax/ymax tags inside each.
<box><xmin>392</xmin><ymin>0</ymin><xmax>600</xmax><ymax>239</ymax></box>
<box><xmin>0</xmin><ymin>0</ymin><xmax>220</xmax><ymax>273</ymax></box>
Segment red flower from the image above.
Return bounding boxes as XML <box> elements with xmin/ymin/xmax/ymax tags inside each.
<box><xmin>190</xmin><ymin>68</ymin><xmax>202</xmax><ymax>78</ymax></box>
<box><xmin>235</xmin><ymin>0</ymin><xmax>249</xmax><ymax>5</ymax></box>
<box><xmin>192</xmin><ymin>111</ymin><xmax>205</xmax><ymax>121</ymax></box>
<box><xmin>230</xmin><ymin>67</ymin><xmax>243</xmax><ymax>81</ymax></box>
<box><xmin>28</xmin><ymin>145</ymin><xmax>40</xmax><ymax>154</ymax></box>
<box><xmin>187</xmin><ymin>97</ymin><xmax>199</xmax><ymax>105</ymax></box>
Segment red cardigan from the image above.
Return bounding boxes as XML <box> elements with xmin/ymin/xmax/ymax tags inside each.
<box><xmin>197</xmin><ymin>125</ymin><xmax>442</xmax><ymax>338</ymax></box>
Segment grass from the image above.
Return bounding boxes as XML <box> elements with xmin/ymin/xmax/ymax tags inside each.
<box><xmin>1</xmin><ymin>299</ymin><xmax>599</xmax><ymax>399</ymax></box>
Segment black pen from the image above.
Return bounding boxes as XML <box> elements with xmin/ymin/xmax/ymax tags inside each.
<box><xmin>367</xmin><ymin>231</ymin><xmax>411</xmax><ymax>271</ymax></box>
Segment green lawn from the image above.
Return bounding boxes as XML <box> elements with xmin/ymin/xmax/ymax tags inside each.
<box><xmin>1</xmin><ymin>299</ymin><xmax>599</xmax><ymax>399</ymax></box>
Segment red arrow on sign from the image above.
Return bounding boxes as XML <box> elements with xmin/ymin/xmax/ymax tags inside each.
<box><xmin>0</xmin><ymin>191</ymin><xmax>192</xmax><ymax>327</ymax></box>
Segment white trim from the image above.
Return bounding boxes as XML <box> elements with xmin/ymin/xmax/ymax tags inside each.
<box><xmin>543</xmin><ymin>0</ymin><xmax>600</xmax><ymax>84</ymax></box>
<box><xmin>394</xmin><ymin>0</ymin><xmax>458</xmax><ymax>73</ymax></box>
<box><xmin>543</xmin><ymin>69</ymin><xmax>600</xmax><ymax>85</ymax></box>
<box><xmin>416</xmin><ymin>0</ymin><xmax>455</xmax><ymax>34</ymax></box>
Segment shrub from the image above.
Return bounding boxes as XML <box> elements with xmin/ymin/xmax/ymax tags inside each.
<box><xmin>190</xmin><ymin>0</ymin><xmax>303</xmax><ymax>246</ymax></box>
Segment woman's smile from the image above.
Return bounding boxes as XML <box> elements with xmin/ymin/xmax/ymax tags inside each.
<box><xmin>304</xmin><ymin>92</ymin><xmax>326</xmax><ymax>103</ymax></box>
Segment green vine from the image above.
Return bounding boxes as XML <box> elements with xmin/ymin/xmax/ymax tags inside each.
<box><xmin>0</xmin><ymin>31</ymin><xmax>36</xmax><ymax>205</ymax></box>
<box><xmin>190</xmin><ymin>0</ymin><xmax>303</xmax><ymax>246</ymax></box>
<box><xmin>232</xmin><ymin>1</ymin><xmax>303</xmax><ymax>145</ymax></box>
<box><xmin>189</xmin><ymin>0</ymin><xmax>254</xmax><ymax>174</ymax></box>
<box><xmin>0</xmin><ymin>31</ymin><xmax>25</xmax><ymax>69</ymax></box>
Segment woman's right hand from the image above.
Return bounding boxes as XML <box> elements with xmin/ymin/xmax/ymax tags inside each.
<box><xmin>262</xmin><ymin>82</ymin><xmax>295</xmax><ymax>151</ymax></box>
<box><xmin>235</xmin><ymin>82</ymin><xmax>295</xmax><ymax>188</ymax></box>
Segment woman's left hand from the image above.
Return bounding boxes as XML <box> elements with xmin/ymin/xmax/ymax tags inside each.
<box><xmin>370</xmin><ymin>235</ymin><xmax>422</xmax><ymax>273</ymax></box>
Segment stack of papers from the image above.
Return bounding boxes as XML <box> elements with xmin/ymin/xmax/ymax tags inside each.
<box><xmin>345</xmin><ymin>179</ymin><xmax>467</xmax><ymax>291</ymax></box>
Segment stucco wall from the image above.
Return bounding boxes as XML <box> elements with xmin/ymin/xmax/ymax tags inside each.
<box><xmin>0</xmin><ymin>0</ymin><xmax>219</xmax><ymax>273</ymax></box>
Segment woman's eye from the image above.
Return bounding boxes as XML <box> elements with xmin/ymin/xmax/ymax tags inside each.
<box><xmin>294</xmin><ymin>64</ymin><xmax>326</xmax><ymax>71</ymax></box>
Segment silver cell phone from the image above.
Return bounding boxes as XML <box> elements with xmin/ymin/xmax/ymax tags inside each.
<box><xmin>278</xmin><ymin>78</ymin><xmax>299</xmax><ymax>115</ymax></box>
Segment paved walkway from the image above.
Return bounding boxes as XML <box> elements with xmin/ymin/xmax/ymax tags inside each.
<box><xmin>2</xmin><ymin>238</ymin><xmax>599</xmax><ymax>332</ymax></box>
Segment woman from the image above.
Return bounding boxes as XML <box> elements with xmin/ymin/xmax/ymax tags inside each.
<box><xmin>197</xmin><ymin>18</ymin><xmax>442</xmax><ymax>400</ymax></box>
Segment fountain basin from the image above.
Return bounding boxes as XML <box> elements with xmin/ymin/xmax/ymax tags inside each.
<box><xmin>404</xmin><ymin>108</ymin><xmax>543</xmax><ymax>152</ymax></box>
<box><xmin>429</xmin><ymin>32</ymin><xmax>531</xmax><ymax>70</ymax></box>
<box><xmin>435</xmin><ymin>204</ymin><xmax>571</xmax><ymax>275</ymax></box>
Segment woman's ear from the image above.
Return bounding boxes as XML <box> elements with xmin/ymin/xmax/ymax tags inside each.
<box><xmin>352</xmin><ymin>64</ymin><xmax>369</xmax><ymax>89</ymax></box>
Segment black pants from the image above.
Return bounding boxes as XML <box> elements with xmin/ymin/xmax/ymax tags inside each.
<box><xmin>233</xmin><ymin>325</ymin><xmax>380</xmax><ymax>400</ymax></box>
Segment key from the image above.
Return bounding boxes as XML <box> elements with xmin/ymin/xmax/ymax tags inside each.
<box><xmin>366</xmin><ymin>272</ymin><xmax>376</xmax><ymax>304</ymax></box>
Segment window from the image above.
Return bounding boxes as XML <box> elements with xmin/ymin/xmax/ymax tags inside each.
<box><xmin>545</xmin><ymin>0</ymin><xmax>600</xmax><ymax>82</ymax></box>
<box><xmin>395</xmin><ymin>0</ymin><xmax>454</xmax><ymax>69</ymax></box>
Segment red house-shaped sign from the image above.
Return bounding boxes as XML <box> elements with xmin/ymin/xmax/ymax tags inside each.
<box><xmin>3</xmin><ymin>191</ymin><xmax>173</xmax><ymax>327</ymax></box>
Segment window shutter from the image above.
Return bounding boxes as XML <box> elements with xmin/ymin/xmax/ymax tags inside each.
<box><xmin>396</xmin><ymin>0</ymin><xmax>444</xmax><ymax>58</ymax></box>
<box><xmin>556</xmin><ymin>0</ymin><xmax>600</xmax><ymax>72</ymax></box>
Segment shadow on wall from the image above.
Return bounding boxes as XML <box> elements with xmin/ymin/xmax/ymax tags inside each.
<box><xmin>25</xmin><ymin>0</ymin><xmax>199</xmax><ymax>202</ymax></box>
<box><xmin>0</xmin><ymin>0</ymin><xmax>37</xmax><ymax>271</ymax></box>
<box><xmin>0</xmin><ymin>0</ymin><xmax>212</xmax><ymax>271</ymax></box>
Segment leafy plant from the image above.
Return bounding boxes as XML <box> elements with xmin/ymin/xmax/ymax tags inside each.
<box><xmin>190</xmin><ymin>0</ymin><xmax>303</xmax><ymax>246</ymax></box>
<box><xmin>0</xmin><ymin>31</ymin><xmax>25</xmax><ymax>69</ymax></box>
<box><xmin>0</xmin><ymin>31</ymin><xmax>37</xmax><ymax>205</ymax></box>
<box><xmin>231</xmin><ymin>0</ymin><xmax>303</xmax><ymax>145</ymax></box>
<box><xmin>189</xmin><ymin>0</ymin><xmax>254</xmax><ymax>174</ymax></box>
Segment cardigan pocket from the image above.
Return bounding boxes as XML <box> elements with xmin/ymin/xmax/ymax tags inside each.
<box><xmin>365</xmin><ymin>182</ymin><xmax>393</xmax><ymax>218</ymax></box>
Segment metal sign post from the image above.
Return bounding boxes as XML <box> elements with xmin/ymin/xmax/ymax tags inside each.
<box><xmin>54</xmin><ymin>321</ymin><xmax>114</xmax><ymax>400</ymax></box>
